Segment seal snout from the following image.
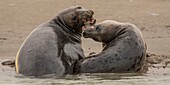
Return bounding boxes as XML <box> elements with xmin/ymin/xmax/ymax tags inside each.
<box><xmin>82</xmin><ymin>30</ymin><xmax>93</xmax><ymax>38</ymax></box>
<box><xmin>81</xmin><ymin>9</ymin><xmax>96</xmax><ymax>30</ymax></box>
<box><xmin>82</xmin><ymin>31</ymin><xmax>89</xmax><ymax>38</ymax></box>
<box><xmin>88</xmin><ymin>10</ymin><xmax>94</xmax><ymax>15</ymax></box>
<box><xmin>82</xmin><ymin>28</ymin><xmax>95</xmax><ymax>38</ymax></box>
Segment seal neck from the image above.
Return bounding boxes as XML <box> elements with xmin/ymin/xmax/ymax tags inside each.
<box><xmin>51</xmin><ymin>16</ymin><xmax>82</xmax><ymax>36</ymax></box>
<box><xmin>49</xmin><ymin>16</ymin><xmax>82</xmax><ymax>43</ymax></box>
<box><xmin>102</xmin><ymin>27</ymin><xmax>128</xmax><ymax>50</ymax></box>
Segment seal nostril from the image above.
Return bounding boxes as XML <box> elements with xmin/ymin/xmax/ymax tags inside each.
<box><xmin>76</xmin><ymin>6</ymin><xmax>82</xmax><ymax>9</ymax></box>
<box><xmin>89</xmin><ymin>10</ymin><xmax>94</xmax><ymax>15</ymax></box>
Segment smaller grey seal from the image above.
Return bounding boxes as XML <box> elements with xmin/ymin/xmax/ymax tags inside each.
<box><xmin>75</xmin><ymin>20</ymin><xmax>147</xmax><ymax>73</ymax></box>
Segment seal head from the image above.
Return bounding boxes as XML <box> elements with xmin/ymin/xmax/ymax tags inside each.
<box><xmin>52</xmin><ymin>6</ymin><xmax>96</xmax><ymax>34</ymax></box>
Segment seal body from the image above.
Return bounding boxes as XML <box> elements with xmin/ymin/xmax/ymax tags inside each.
<box><xmin>15</xmin><ymin>6</ymin><xmax>95</xmax><ymax>77</ymax></box>
<box><xmin>75</xmin><ymin>20</ymin><xmax>146</xmax><ymax>73</ymax></box>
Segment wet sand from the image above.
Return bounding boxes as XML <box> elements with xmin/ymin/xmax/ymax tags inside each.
<box><xmin>0</xmin><ymin>0</ymin><xmax>170</xmax><ymax>72</ymax></box>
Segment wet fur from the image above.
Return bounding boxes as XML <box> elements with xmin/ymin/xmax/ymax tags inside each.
<box><xmin>15</xmin><ymin>6</ymin><xmax>94</xmax><ymax>77</ymax></box>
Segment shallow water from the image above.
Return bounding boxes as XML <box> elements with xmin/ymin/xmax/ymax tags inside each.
<box><xmin>1</xmin><ymin>59</ymin><xmax>170</xmax><ymax>85</ymax></box>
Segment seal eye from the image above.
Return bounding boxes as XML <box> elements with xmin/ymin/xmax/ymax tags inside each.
<box><xmin>72</xmin><ymin>14</ymin><xmax>77</xmax><ymax>21</ymax></box>
<box><xmin>96</xmin><ymin>26</ymin><xmax>100</xmax><ymax>30</ymax></box>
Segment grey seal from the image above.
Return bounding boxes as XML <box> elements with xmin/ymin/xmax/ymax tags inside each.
<box><xmin>15</xmin><ymin>6</ymin><xmax>95</xmax><ymax>77</ymax></box>
<box><xmin>75</xmin><ymin>20</ymin><xmax>146</xmax><ymax>73</ymax></box>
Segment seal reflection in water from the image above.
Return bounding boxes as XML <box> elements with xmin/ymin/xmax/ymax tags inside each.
<box><xmin>75</xmin><ymin>20</ymin><xmax>146</xmax><ymax>73</ymax></box>
<box><xmin>15</xmin><ymin>6</ymin><xmax>95</xmax><ymax>77</ymax></box>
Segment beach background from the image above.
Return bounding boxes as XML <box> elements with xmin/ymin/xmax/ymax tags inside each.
<box><xmin>1</xmin><ymin>0</ymin><xmax>170</xmax><ymax>85</ymax></box>
<box><xmin>0</xmin><ymin>0</ymin><xmax>170</xmax><ymax>72</ymax></box>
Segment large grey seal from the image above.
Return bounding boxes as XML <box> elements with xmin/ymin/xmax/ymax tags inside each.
<box><xmin>15</xmin><ymin>6</ymin><xmax>95</xmax><ymax>77</ymax></box>
<box><xmin>75</xmin><ymin>20</ymin><xmax>146</xmax><ymax>73</ymax></box>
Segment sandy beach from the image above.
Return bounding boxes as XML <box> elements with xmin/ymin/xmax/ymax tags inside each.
<box><xmin>0</xmin><ymin>0</ymin><xmax>170</xmax><ymax>72</ymax></box>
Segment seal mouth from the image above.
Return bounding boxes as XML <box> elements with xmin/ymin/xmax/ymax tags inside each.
<box><xmin>82</xmin><ymin>17</ymin><xmax>96</xmax><ymax>25</ymax></box>
<box><xmin>83</xmin><ymin>31</ymin><xmax>93</xmax><ymax>38</ymax></box>
<box><xmin>81</xmin><ymin>12</ymin><xmax>96</xmax><ymax>30</ymax></box>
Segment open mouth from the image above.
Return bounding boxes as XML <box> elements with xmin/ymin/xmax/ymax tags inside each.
<box><xmin>81</xmin><ymin>15</ymin><xmax>96</xmax><ymax>30</ymax></box>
